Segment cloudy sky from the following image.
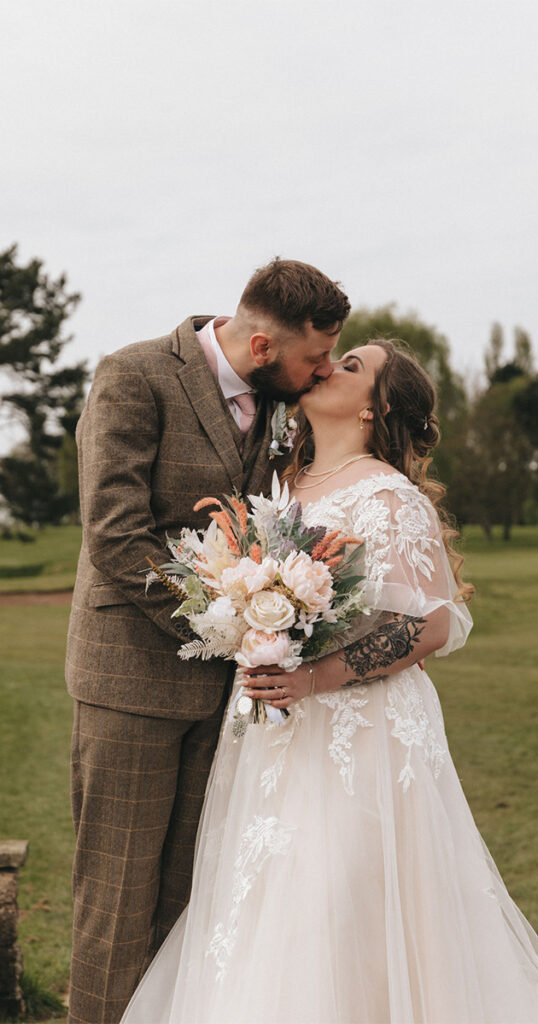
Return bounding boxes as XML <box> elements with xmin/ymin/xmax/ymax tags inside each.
<box><xmin>1</xmin><ymin>0</ymin><xmax>537</xmax><ymax>386</ymax></box>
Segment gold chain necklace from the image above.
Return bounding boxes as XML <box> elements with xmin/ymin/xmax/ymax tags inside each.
<box><xmin>293</xmin><ymin>453</ymin><xmax>373</xmax><ymax>490</ymax></box>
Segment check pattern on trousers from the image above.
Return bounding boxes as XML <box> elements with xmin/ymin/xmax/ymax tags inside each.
<box><xmin>69</xmin><ymin>698</ymin><xmax>226</xmax><ymax>1024</ymax></box>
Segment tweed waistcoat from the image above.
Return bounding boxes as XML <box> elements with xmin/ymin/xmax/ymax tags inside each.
<box><xmin>66</xmin><ymin>316</ymin><xmax>287</xmax><ymax>719</ymax></box>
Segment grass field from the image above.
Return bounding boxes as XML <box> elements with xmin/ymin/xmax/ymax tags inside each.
<box><xmin>0</xmin><ymin>604</ymin><xmax>73</xmax><ymax>1022</ymax></box>
<box><xmin>433</xmin><ymin>525</ymin><xmax>538</xmax><ymax>922</ymax></box>
<box><xmin>0</xmin><ymin>526</ymin><xmax>81</xmax><ymax>593</ymax></box>
<box><xmin>0</xmin><ymin>524</ymin><xmax>537</xmax><ymax>1020</ymax></box>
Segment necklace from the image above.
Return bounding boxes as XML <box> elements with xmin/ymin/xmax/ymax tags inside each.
<box><xmin>293</xmin><ymin>453</ymin><xmax>373</xmax><ymax>490</ymax></box>
<box><xmin>303</xmin><ymin>451</ymin><xmax>372</xmax><ymax>477</ymax></box>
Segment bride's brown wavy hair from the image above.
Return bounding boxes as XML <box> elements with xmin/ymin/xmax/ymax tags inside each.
<box><xmin>282</xmin><ymin>338</ymin><xmax>473</xmax><ymax>602</ymax></box>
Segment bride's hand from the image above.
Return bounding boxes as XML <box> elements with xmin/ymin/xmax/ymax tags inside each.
<box><xmin>241</xmin><ymin>663</ymin><xmax>314</xmax><ymax>709</ymax></box>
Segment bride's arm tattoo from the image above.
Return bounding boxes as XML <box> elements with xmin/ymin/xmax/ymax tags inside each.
<box><xmin>339</xmin><ymin>614</ymin><xmax>426</xmax><ymax>687</ymax></box>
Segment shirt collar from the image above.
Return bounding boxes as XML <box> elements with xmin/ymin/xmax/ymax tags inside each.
<box><xmin>206</xmin><ymin>318</ymin><xmax>255</xmax><ymax>399</ymax></box>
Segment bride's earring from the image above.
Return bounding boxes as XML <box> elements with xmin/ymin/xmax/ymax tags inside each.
<box><xmin>359</xmin><ymin>416</ymin><xmax>364</xmax><ymax>431</ymax></box>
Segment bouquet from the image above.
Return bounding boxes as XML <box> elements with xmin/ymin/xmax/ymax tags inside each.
<box><xmin>147</xmin><ymin>475</ymin><xmax>369</xmax><ymax>735</ymax></box>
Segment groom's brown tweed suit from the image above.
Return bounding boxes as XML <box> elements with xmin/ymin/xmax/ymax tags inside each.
<box><xmin>66</xmin><ymin>316</ymin><xmax>282</xmax><ymax>1024</ymax></box>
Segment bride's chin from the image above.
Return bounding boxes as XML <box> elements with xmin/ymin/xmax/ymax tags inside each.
<box><xmin>299</xmin><ymin>389</ymin><xmax>335</xmax><ymax>423</ymax></box>
<box><xmin>299</xmin><ymin>385</ymin><xmax>322</xmax><ymax>410</ymax></box>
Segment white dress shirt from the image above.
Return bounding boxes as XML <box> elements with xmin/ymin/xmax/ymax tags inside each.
<box><xmin>197</xmin><ymin>317</ymin><xmax>256</xmax><ymax>429</ymax></box>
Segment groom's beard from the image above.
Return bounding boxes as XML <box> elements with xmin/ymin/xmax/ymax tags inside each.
<box><xmin>248</xmin><ymin>359</ymin><xmax>316</xmax><ymax>404</ymax></box>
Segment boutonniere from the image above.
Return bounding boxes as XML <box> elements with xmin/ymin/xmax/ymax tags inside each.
<box><xmin>268</xmin><ymin>402</ymin><xmax>299</xmax><ymax>459</ymax></box>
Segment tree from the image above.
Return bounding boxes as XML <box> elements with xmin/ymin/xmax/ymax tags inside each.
<box><xmin>513</xmin><ymin>374</ymin><xmax>538</xmax><ymax>526</ymax></box>
<box><xmin>336</xmin><ymin>303</ymin><xmax>468</xmax><ymax>492</ymax></box>
<box><xmin>450</xmin><ymin>325</ymin><xmax>537</xmax><ymax>539</ymax></box>
<box><xmin>0</xmin><ymin>245</ymin><xmax>87</xmax><ymax>525</ymax></box>
<box><xmin>485</xmin><ymin>322</ymin><xmax>534</xmax><ymax>382</ymax></box>
<box><xmin>451</xmin><ymin>375</ymin><xmax>534</xmax><ymax>540</ymax></box>
<box><xmin>514</xmin><ymin>376</ymin><xmax>538</xmax><ymax>446</ymax></box>
<box><xmin>514</xmin><ymin>327</ymin><xmax>534</xmax><ymax>375</ymax></box>
<box><xmin>484</xmin><ymin>322</ymin><xmax>504</xmax><ymax>383</ymax></box>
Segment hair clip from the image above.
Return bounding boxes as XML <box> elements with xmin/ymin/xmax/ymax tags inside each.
<box><xmin>423</xmin><ymin>417</ymin><xmax>428</xmax><ymax>430</ymax></box>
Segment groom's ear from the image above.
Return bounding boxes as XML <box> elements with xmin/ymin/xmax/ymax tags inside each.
<box><xmin>250</xmin><ymin>332</ymin><xmax>274</xmax><ymax>366</ymax></box>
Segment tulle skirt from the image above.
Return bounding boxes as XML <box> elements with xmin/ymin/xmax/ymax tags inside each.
<box><xmin>121</xmin><ymin>666</ymin><xmax>538</xmax><ymax>1023</ymax></box>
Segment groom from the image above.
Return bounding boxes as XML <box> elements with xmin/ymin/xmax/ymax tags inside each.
<box><xmin>65</xmin><ymin>257</ymin><xmax>350</xmax><ymax>1024</ymax></box>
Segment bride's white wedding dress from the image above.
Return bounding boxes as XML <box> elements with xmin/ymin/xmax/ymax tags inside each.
<box><xmin>122</xmin><ymin>473</ymin><xmax>538</xmax><ymax>1024</ymax></box>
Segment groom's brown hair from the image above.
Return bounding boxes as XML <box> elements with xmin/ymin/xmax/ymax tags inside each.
<box><xmin>239</xmin><ymin>257</ymin><xmax>351</xmax><ymax>333</ymax></box>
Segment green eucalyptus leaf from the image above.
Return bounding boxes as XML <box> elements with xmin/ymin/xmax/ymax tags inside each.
<box><xmin>158</xmin><ymin>562</ymin><xmax>193</xmax><ymax>574</ymax></box>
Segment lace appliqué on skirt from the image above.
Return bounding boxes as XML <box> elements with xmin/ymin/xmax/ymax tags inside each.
<box><xmin>206</xmin><ymin>816</ymin><xmax>295</xmax><ymax>980</ymax></box>
<box><xmin>385</xmin><ymin>671</ymin><xmax>448</xmax><ymax>791</ymax></box>
<box><xmin>316</xmin><ymin>688</ymin><xmax>372</xmax><ymax>796</ymax></box>
<box><xmin>260</xmin><ymin>702</ymin><xmax>306</xmax><ymax>797</ymax></box>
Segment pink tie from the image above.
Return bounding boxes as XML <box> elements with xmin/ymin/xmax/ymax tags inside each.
<box><xmin>233</xmin><ymin>392</ymin><xmax>256</xmax><ymax>435</ymax></box>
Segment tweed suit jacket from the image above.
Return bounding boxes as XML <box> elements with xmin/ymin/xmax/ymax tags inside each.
<box><xmin>66</xmin><ymin>316</ymin><xmax>284</xmax><ymax>720</ymax></box>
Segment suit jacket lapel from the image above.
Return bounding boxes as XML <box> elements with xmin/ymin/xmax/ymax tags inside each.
<box><xmin>173</xmin><ymin>317</ymin><xmax>244</xmax><ymax>491</ymax></box>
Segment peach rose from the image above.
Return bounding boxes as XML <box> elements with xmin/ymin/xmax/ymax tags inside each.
<box><xmin>279</xmin><ymin>550</ymin><xmax>334</xmax><ymax>612</ymax></box>
<box><xmin>235</xmin><ymin>628</ymin><xmax>294</xmax><ymax>668</ymax></box>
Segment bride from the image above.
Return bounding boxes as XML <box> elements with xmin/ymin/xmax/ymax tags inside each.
<box><xmin>122</xmin><ymin>340</ymin><xmax>538</xmax><ymax>1023</ymax></box>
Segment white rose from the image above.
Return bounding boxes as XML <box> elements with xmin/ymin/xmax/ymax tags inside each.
<box><xmin>190</xmin><ymin>595</ymin><xmax>248</xmax><ymax>647</ymax></box>
<box><xmin>243</xmin><ymin>589</ymin><xmax>296</xmax><ymax>632</ymax></box>
<box><xmin>201</xmin><ymin>595</ymin><xmax>237</xmax><ymax>624</ymax></box>
<box><xmin>280</xmin><ymin>550</ymin><xmax>334</xmax><ymax>613</ymax></box>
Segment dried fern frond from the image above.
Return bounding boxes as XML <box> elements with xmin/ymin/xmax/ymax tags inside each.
<box><xmin>177</xmin><ymin>639</ymin><xmax>212</xmax><ymax>660</ymax></box>
<box><xmin>177</xmin><ymin>637</ymin><xmax>237</xmax><ymax>661</ymax></box>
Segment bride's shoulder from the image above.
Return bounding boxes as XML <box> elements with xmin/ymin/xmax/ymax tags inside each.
<box><xmin>339</xmin><ymin>463</ymin><xmax>415</xmax><ymax>499</ymax></box>
<box><xmin>303</xmin><ymin>468</ymin><xmax>413</xmax><ymax>511</ymax></box>
<box><xmin>324</xmin><ymin>467</ymin><xmax>435</xmax><ymax>519</ymax></box>
<box><xmin>327</xmin><ymin>470</ymin><xmax>437</xmax><ymax>542</ymax></box>
<box><xmin>300</xmin><ymin>465</ymin><xmax>429</xmax><ymax>518</ymax></box>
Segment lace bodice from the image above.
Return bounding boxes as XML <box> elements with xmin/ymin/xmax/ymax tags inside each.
<box><xmin>302</xmin><ymin>473</ymin><xmax>436</xmax><ymax>584</ymax></box>
<box><xmin>301</xmin><ymin>472</ymin><xmax>472</xmax><ymax>654</ymax></box>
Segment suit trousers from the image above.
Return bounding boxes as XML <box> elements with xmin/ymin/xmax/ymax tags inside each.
<box><xmin>68</xmin><ymin>696</ymin><xmax>226</xmax><ymax>1024</ymax></box>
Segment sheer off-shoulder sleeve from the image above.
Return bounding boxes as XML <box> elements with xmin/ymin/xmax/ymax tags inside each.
<box><xmin>344</xmin><ymin>475</ymin><xmax>473</xmax><ymax>656</ymax></box>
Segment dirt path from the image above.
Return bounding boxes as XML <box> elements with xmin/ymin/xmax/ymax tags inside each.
<box><xmin>0</xmin><ymin>590</ymin><xmax>73</xmax><ymax>606</ymax></box>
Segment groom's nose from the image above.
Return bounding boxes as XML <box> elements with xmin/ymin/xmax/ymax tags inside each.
<box><xmin>313</xmin><ymin>356</ymin><xmax>334</xmax><ymax>379</ymax></box>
